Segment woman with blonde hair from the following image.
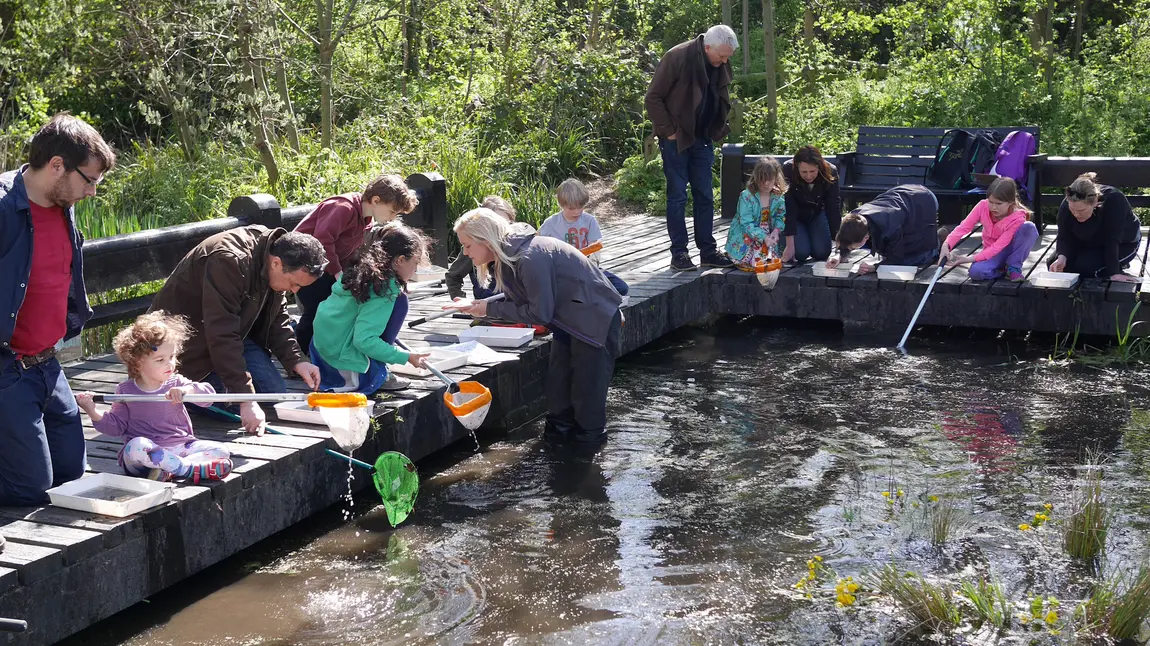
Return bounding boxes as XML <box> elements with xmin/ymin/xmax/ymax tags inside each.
<box><xmin>1049</xmin><ymin>173</ymin><xmax>1142</xmax><ymax>281</ymax></box>
<box><xmin>452</xmin><ymin>208</ymin><xmax>623</xmax><ymax>443</ymax></box>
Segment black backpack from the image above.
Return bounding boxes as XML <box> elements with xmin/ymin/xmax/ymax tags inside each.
<box><xmin>925</xmin><ymin>129</ymin><xmax>1002</xmax><ymax>189</ymax></box>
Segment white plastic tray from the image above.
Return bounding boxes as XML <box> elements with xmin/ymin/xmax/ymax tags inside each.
<box><xmin>414</xmin><ymin>265</ymin><xmax>447</xmax><ymax>282</ymax></box>
<box><xmin>390</xmin><ymin>348</ymin><xmax>469</xmax><ymax>377</ymax></box>
<box><xmin>457</xmin><ymin>326</ymin><xmax>534</xmax><ymax>348</ymax></box>
<box><xmin>1030</xmin><ymin>271</ymin><xmax>1079</xmax><ymax>288</ymax></box>
<box><xmin>813</xmin><ymin>264</ymin><xmax>853</xmax><ymax>278</ymax></box>
<box><xmin>48</xmin><ymin>472</ymin><xmax>174</xmax><ymax>517</ymax></box>
<box><xmin>878</xmin><ymin>265</ymin><xmax>919</xmax><ymax>281</ymax></box>
<box><xmin>274</xmin><ymin>400</ymin><xmax>375</xmax><ymax>425</ymax></box>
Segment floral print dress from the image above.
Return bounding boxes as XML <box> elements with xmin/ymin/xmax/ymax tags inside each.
<box><xmin>725</xmin><ymin>189</ymin><xmax>786</xmax><ymax>270</ymax></box>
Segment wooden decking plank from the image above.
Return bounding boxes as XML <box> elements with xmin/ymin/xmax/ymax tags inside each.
<box><xmin>0</xmin><ymin>519</ymin><xmax>104</xmax><ymax>565</ymax></box>
<box><xmin>0</xmin><ymin>567</ymin><xmax>16</xmax><ymax>594</ymax></box>
<box><xmin>931</xmin><ymin>233</ymin><xmax>983</xmax><ymax>295</ymax></box>
<box><xmin>0</xmin><ymin>506</ymin><xmax>140</xmax><ymax>548</ymax></box>
<box><xmin>989</xmin><ymin>230</ymin><xmax>1058</xmax><ymax>296</ymax></box>
<box><xmin>0</xmin><ymin>539</ymin><xmax>64</xmax><ymax>584</ymax></box>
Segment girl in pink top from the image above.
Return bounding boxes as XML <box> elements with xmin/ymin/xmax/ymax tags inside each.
<box><xmin>940</xmin><ymin>177</ymin><xmax>1038</xmax><ymax>282</ymax></box>
<box><xmin>75</xmin><ymin>312</ymin><xmax>232</xmax><ymax>483</ymax></box>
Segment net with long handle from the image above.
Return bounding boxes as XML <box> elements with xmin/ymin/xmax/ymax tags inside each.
<box><xmin>372</xmin><ymin>452</ymin><xmax>420</xmax><ymax>526</ymax></box>
<box><xmin>442</xmin><ymin>381</ymin><xmax>493</xmax><ymax>431</ymax></box>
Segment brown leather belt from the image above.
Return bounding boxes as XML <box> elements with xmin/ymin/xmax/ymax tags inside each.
<box><xmin>17</xmin><ymin>347</ymin><xmax>56</xmax><ymax>370</ymax></box>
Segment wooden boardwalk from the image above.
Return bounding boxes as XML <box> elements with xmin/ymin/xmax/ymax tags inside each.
<box><xmin>2</xmin><ymin>213</ymin><xmax>1147</xmax><ymax>645</ymax></box>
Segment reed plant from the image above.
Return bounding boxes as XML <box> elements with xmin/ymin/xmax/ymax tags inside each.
<box><xmin>1081</xmin><ymin>563</ymin><xmax>1150</xmax><ymax>640</ymax></box>
<box><xmin>957</xmin><ymin>576</ymin><xmax>1012</xmax><ymax>630</ymax></box>
<box><xmin>1062</xmin><ymin>461</ymin><xmax>1110</xmax><ymax>561</ymax></box>
<box><xmin>924</xmin><ymin>499</ymin><xmax>964</xmax><ymax>546</ymax></box>
<box><xmin>877</xmin><ymin>564</ymin><xmax>962</xmax><ymax>635</ymax></box>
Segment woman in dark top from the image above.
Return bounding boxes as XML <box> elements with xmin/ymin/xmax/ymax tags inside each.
<box><xmin>781</xmin><ymin>146</ymin><xmax>841</xmax><ymax>263</ymax></box>
<box><xmin>1049</xmin><ymin>173</ymin><xmax>1141</xmax><ymax>281</ymax></box>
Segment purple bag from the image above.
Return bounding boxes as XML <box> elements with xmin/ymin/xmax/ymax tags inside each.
<box><xmin>990</xmin><ymin>131</ymin><xmax>1038</xmax><ymax>200</ymax></box>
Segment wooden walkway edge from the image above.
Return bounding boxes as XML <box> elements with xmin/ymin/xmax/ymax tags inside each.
<box><xmin>1</xmin><ymin>214</ymin><xmax>1147</xmax><ymax>645</ymax></box>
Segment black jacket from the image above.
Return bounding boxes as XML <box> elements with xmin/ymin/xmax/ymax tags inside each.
<box><xmin>1055</xmin><ymin>185</ymin><xmax>1141</xmax><ymax>277</ymax></box>
<box><xmin>782</xmin><ymin>160</ymin><xmax>842</xmax><ymax>238</ymax></box>
<box><xmin>856</xmin><ymin>185</ymin><xmax>939</xmax><ymax>265</ymax></box>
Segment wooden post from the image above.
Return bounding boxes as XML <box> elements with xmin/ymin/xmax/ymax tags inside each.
<box><xmin>720</xmin><ymin>143</ymin><xmax>746</xmax><ymax>220</ymax></box>
<box><xmin>803</xmin><ymin>4</ymin><xmax>815</xmax><ymax>92</ymax></box>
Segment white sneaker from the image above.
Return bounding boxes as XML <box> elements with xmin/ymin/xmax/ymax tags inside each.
<box><xmin>379</xmin><ymin>373</ymin><xmax>410</xmax><ymax>391</ymax></box>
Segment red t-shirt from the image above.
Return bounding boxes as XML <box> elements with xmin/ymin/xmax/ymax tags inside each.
<box><xmin>10</xmin><ymin>202</ymin><xmax>73</xmax><ymax>358</ymax></box>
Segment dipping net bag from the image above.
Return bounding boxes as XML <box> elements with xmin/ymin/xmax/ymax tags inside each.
<box><xmin>308</xmin><ymin>393</ymin><xmax>372</xmax><ymax>451</ymax></box>
<box><xmin>755</xmin><ymin>256</ymin><xmax>783</xmax><ymax>291</ymax></box>
<box><xmin>443</xmin><ymin>381</ymin><xmax>493</xmax><ymax>431</ymax></box>
<box><xmin>372</xmin><ymin>452</ymin><xmax>419</xmax><ymax>527</ymax></box>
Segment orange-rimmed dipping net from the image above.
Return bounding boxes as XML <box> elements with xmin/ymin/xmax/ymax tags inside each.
<box><xmin>754</xmin><ymin>256</ymin><xmax>783</xmax><ymax>290</ymax></box>
<box><xmin>443</xmin><ymin>381</ymin><xmax>493</xmax><ymax>431</ymax></box>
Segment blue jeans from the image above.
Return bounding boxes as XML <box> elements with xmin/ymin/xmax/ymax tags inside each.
<box><xmin>604</xmin><ymin>270</ymin><xmax>629</xmax><ymax>296</ymax></box>
<box><xmin>0</xmin><ymin>358</ymin><xmax>87</xmax><ymax>505</ymax></box>
<box><xmin>659</xmin><ymin>137</ymin><xmax>717</xmax><ymax>256</ymax></box>
<box><xmin>204</xmin><ymin>338</ymin><xmax>288</xmax><ymax>397</ymax></box>
<box><xmin>310</xmin><ymin>292</ymin><xmax>408</xmax><ymax>394</ymax></box>
<box><xmin>792</xmin><ymin>211</ymin><xmax>833</xmax><ymax>262</ymax></box>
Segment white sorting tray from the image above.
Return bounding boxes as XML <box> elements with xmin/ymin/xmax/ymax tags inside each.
<box><xmin>48</xmin><ymin>472</ymin><xmax>174</xmax><ymax>517</ymax></box>
<box><xmin>878</xmin><ymin>265</ymin><xmax>919</xmax><ymax>281</ymax></box>
<box><xmin>457</xmin><ymin>326</ymin><xmax>534</xmax><ymax>348</ymax></box>
<box><xmin>390</xmin><ymin>348</ymin><xmax>469</xmax><ymax>377</ymax></box>
<box><xmin>275</xmin><ymin>400</ymin><xmax>375</xmax><ymax>425</ymax></box>
<box><xmin>813</xmin><ymin>264</ymin><xmax>853</xmax><ymax>278</ymax></box>
<box><xmin>1030</xmin><ymin>271</ymin><xmax>1079</xmax><ymax>288</ymax></box>
<box><xmin>414</xmin><ymin>265</ymin><xmax>447</xmax><ymax>282</ymax></box>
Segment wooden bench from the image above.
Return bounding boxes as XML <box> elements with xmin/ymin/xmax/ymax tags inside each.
<box><xmin>837</xmin><ymin>126</ymin><xmax>1041</xmax><ymax>220</ymax></box>
<box><xmin>1031</xmin><ymin>155</ymin><xmax>1150</xmax><ymax>217</ymax></box>
<box><xmin>718</xmin><ymin>147</ymin><xmax>843</xmax><ymax>220</ymax></box>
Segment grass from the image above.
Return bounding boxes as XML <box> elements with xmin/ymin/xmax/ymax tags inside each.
<box><xmin>923</xmin><ymin>499</ymin><xmax>964</xmax><ymax>546</ymax></box>
<box><xmin>1082</xmin><ymin>563</ymin><xmax>1150</xmax><ymax>640</ymax></box>
<box><xmin>1062</xmin><ymin>458</ymin><xmax>1110</xmax><ymax>561</ymax></box>
<box><xmin>877</xmin><ymin>564</ymin><xmax>962</xmax><ymax>635</ymax></box>
<box><xmin>957</xmin><ymin>576</ymin><xmax>1012</xmax><ymax>630</ymax></box>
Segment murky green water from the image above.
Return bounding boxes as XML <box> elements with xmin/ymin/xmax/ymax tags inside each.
<box><xmin>64</xmin><ymin>320</ymin><xmax>1150</xmax><ymax>645</ymax></box>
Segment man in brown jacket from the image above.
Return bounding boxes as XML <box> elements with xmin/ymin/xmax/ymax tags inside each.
<box><xmin>150</xmin><ymin>225</ymin><xmax>326</xmax><ymax>434</ymax></box>
<box><xmin>644</xmin><ymin>24</ymin><xmax>739</xmax><ymax>271</ymax></box>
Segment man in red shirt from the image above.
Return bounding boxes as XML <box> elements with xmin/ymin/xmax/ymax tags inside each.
<box><xmin>0</xmin><ymin>114</ymin><xmax>115</xmax><ymax>513</ymax></box>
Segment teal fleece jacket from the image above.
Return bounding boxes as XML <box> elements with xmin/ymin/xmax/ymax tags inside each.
<box><xmin>312</xmin><ymin>275</ymin><xmax>409</xmax><ymax>372</ymax></box>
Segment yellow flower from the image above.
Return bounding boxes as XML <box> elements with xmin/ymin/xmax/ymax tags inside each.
<box><xmin>847</xmin><ymin>583</ymin><xmax>859</xmax><ymax>593</ymax></box>
<box><xmin>1045</xmin><ymin>610</ymin><xmax>1058</xmax><ymax>624</ymax></box>
<box><xmin>814</xmin><ymin>556</ymin><xmax>823</xmax><ymax>562</ymax></box>
<box><xmin>1019</xmin><ymin>523</ymin><xmax>1032</xmax><ymax>531</ymax></box>
<box><xmin>1044</xmin><ymin>503</ymin><xmax>1053</xmax><ymax>510</ymax></box>
<box><xmin>881</xmin><ymin>491</ymin><xmax>891</xmax><ymax>498</ymax></box>
<box><xmin>1020</xmin><ymin>615</ymin><xmax>1030</xmax><ymax>624</ymax></box>
<box><xmin>928</xmin><ymin>495</ymin><xmax>939</xmax><ymax>503</ymax></box>
<box><xmin>897</xmin><ymin>489</ymin><xmax>905</xmax><ymax>498</ymax></box>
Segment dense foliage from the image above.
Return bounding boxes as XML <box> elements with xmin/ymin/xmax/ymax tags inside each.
<box><xmin>1</xmin><ymin>0</ymin><xmax>1147</xmax><ymax>235</ymax></box>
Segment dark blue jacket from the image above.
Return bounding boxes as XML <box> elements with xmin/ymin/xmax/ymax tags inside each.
<box><xmin>856</xmin><ymin>184</ymin><xmax>939</xmax><ymax>265</ymax></box>
<box><xmin>0</xmin><ymin>167</ymin><xmax>93</xmax><ymax>371</ymax></box>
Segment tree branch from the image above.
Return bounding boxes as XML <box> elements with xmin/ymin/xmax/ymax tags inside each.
<box><xmin>276</xmin><ymin>3</ymin><xmax>321</xmax><ymax>46</ymax></box>
<box><xmin>332</xmin><ymin>0</ymin><xmax>362</xmax><ymax>46</ymax></box>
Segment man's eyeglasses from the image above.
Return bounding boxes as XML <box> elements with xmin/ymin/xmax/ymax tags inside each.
<box><xmin>72</xmin><ymin>166</ymin><xmax>103</xmax><ymax>187</ymax></box>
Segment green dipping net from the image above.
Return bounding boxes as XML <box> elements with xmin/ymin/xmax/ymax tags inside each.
<box><xmin>372</xmin><ymin>451</ymin><xmax>420</xmax><ymax>527</ymax></box>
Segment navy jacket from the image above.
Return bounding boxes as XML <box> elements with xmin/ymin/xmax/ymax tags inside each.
<box><xmin>856</xmin><ymin>184</ymin><xmax>939</xmax><ymax>265</ymax></box>
<box><xmin>0</xmin><ymin>168</ymin><xmax>93</xmax><ymax>371</ymax></box>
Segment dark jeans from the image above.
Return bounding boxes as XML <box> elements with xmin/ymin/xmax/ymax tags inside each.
<box><xmin>604</xmin><ymin>270</ymin><xmax>629</xmax><ymax>296</ymax></box>
<box><xmin>201</xmin><ymin>338</ymin><xmax>290</xmax><ymax>417</ymax></box>
<box><xmin>545</xmin><ymin>311</ymin><xmax>622</xmax><ymax>441</ymax></box>
<box><xmin>0</xmin><ymin>358</ymin><xmax>86</xmax><ymax>505</ymax></box>
<box><xmin>791</xmin><ymin>211</ymin><xmax>833</xmax><ymax>262</ymax></box>
<box><xmin>293</xmin><ymin>272</ymin><xmax>337</xmax><ymax>356</ymax></box>
<box><xmin>1064</xmin><ymin>243</ymin><xmax>1142</xmax><ymax>278</ymax></box>
<box><xmin>659</xmin><ymin>137</ymin><xmax>717</xmax><ymax>256</ymax></box>
<box><xmin>310</xmin><ymin>293</ymin><xmax>409</xmax><ymax>393</ymax></box>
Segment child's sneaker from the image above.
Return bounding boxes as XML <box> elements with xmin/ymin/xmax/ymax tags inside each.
<box><xmin>1006</xmin><ymin>266</ymin><xmax>1025</xmax><ymax>282</ymax></box>
<box><xmin>190</xmin><ymin>458</ymin><xmax>233</xmax><ymax>484</ymax></box>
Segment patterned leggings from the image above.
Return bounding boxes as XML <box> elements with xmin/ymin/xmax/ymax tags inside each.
<box><xmin>121</xmin><ymin>437</ymin><xmax>230</xmax><ymax>478</ymax></box>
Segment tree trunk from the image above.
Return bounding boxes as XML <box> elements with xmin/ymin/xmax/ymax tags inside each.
<box><xmin>275</xmin><ymin>58</ymin><xmax>300</xmax><ymax>152</ymax></box>
<box><xmin>1043</xmin><ymin>0</ymin><xmax>1055</xmax><ymax>86</ymax></box>
<box><xmin>760</xmin><ymin>0</ymin><xmax>777</xmax><ymax>125</ymax></box>
<box><xmin>318</xmin><ymin>0</ymin><xmax>334</xmax><ymax>148</ymax></box>
<box><xmin>722</xmin><ymin>0</ymin><xmax>731</xmax><ymax>29</ymax></box>
<box><xmin>158</xmin><ymin>80</ymin><xmax>198</xmax><ymax>160</ymax></box>
<box><xmin>1073</xmin><ymin>0</ymin><xmax>1087</xmax><ymax>59</ymax></box>
<box><xmin>803</xmin><ymin>4</ymin><xmax>815</xmax><ymax>91</ymax></box>
<box><xmin>741</xmin><ymin>0</ymin><xmax>749</xmax><ymax>74</ymax></box>
<box><xmin>588</xmin><ymin>0</ymin><xmax>602</xmax><ymax>49</ymax></box>
<box><xmin>239</xmin><ymin>11</ymin><xmax>280</xmax><ymax>186</ymax></box>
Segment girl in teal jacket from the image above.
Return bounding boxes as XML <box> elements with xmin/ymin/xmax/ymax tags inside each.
<box><xmin>726</xmin><ymin>157</ymin><xmax>787</xmax><ymax>270</ymax></box>
<box><xmin>310</xmin><ymin>223</ymin><xmax>430</xmax><ymax>394</ymax></box>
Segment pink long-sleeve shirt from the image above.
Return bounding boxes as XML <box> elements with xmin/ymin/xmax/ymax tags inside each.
<box><xmin>94</xmin><ymin>375</ymin><xmax>216</xmax><ymax>448</ymax></box>
<box><xmin>945</xmin><ymin>200</ymin><xmax>1029</xmax><ymax>262</ymax></box>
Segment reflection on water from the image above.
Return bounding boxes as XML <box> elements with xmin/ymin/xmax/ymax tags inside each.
<box><xmin>64</xmin><ymin>319</ymin><xmax>1150</xmax><ymax>645</ymax></box>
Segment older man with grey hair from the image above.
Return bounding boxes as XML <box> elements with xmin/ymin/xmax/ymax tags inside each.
<box><xmin>645</xmin><ymin>25</ymin><xmax>739</xmax><ymax>271</ymax></box>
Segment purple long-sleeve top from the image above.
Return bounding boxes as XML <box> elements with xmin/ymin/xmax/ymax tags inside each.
<box><xmin>94</xmin><ymin>375</ymin><xmax>216</xmax><ymax>448</ymax></box>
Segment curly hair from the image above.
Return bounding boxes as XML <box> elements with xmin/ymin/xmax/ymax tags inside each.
<box><xmin>343</xmin><ymin>222</ymin><xmax>431</xmax><ymax>303</ymax></box>
<box><xmin>363</xmin><ymin>174</ymin><xmax>419</xmax><ymax>214</ymax></box>
<box><xmin>112</xmin><ymin>311</ymin><xmax>193</xmax><ymax>379</ymax></box>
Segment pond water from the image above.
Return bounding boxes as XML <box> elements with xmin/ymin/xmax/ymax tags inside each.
<box><xmin>64</xmin><ymin>319</ymin><xmax>1150</xmax><ymax>645</ymax></box>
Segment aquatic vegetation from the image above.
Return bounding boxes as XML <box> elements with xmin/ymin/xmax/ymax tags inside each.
<box><xmin>957</xmin><ymin>576</ymin><xmax>1012</xmax><ymax>630</ymax></box>
<box><xmin>793</xmin><ymin>555</ymin><xmax>826</xmax><ymax>598</ymax></box>
<box><xmin>923</xmin><ymin>498</ymin><xmax>964</xmax><ymax>546</ymax></box>
<box><xmin>877</xmin><ymin>565</ymin><xmax>962</xmax><ymax>635</ymax></box>
<box><xmin>1019</xmin><ymin>596</ymin><xmax>1062</xmax><ymax>636</ymax></box>
<box><xmin>1063</xmin><ymin>463</ymin><xmax>1109</xmax><ymax>561</ymax></box>
<box><xmin>1081</xmin><ymin>563</ymin><xmax>1150</xmax><ymax>640</ymax></box>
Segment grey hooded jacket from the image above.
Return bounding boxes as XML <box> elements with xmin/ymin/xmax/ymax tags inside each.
<box><xmin>485</xmin><ymin>232</ymin><xmax>622</xmax><ymax>348</ymax></box>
